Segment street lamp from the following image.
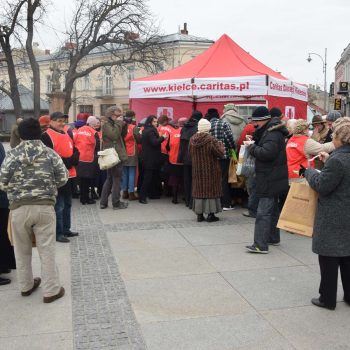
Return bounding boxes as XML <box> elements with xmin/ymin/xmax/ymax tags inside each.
<box><xmin>307</xmin><ymin>48</ymin><xmax>327</xmax><ymax>112</ymax></box>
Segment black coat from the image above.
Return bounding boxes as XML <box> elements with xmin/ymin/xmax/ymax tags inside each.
<box><xmin>140</xmin><ymin>126</ymin><xmax>165</xmax><ymax>170</ymax></box>
<box><xmin>178</xmin><ymin>119</ymin><xmax>198</xmax><ymax>165</ymax></box>
<box><xmin>0</xmin><ymin>143</ymin><xmax>9</xmax><ymax>208</ymax></box>
<box><xmin>305</xmin><ymin>144</ymin><xmax>350</xmax><ymax>257</ymax></box>
<box><xmin>249</xmin><ymin>117</ymin><xmax>289</xmax><ymax>197</ymax></box>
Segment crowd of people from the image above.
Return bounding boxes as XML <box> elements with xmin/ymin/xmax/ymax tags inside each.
<box><xmin>1</xmin><ymin>104</ymin><xmax>350</xmax><ymax>311</ymax></box>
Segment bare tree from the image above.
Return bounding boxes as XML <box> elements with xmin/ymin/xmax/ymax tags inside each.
<box><xmin>59</xmin><ymin>0</ymin><xmax>168</xmax><ymax>114</ymax></box>
<box><xmin>0</xmin><ymin>1</ymin><xmax>27</xmax><ymax>117</ymax></box>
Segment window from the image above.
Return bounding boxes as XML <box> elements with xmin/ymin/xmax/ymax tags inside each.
<box><xmin>100</xmin><ymin>104</ymin><xmax>115</xmax><ymax>116</ymax></box>
<box><xmin>103</xmin><ymin>68</ymin><xmax>113</xmax><ymax>95</ymax></box>
<box><xmin>46</xmin><ymin>75</ymin><xmax>52</xmax><ymax>93</ymax></box>
<box><xmin>237</xmin><ymin>105</ymin><xmax>262</xmax><ymax>120</ymax></box>
<box><xmin>81</xmin><ymin>75</ymin><xmax>90</xmax><ymax>90</ymax></box>
<box><xmin>79</xmin><ymin>105</ymin><xmax>93</xmax><ymax>114</ymax></box>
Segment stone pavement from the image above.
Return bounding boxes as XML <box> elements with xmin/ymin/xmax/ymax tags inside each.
<box><xmin>1</xmin><ymin>196</ymin><xmax>350</xmax><ymax>350</ymax></box>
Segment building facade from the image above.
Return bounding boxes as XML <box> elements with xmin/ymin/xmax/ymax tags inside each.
<box><xmin>335</xmin><ymin>42</ymin><xmax>350</xmax><ymax>116</ymax></box>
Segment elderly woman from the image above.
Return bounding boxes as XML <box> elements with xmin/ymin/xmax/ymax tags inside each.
<box><xmin>286</xmin><ymin>119</ymin><xmax>334</xmax><ymax>181</ymax></box>
<box><xmin>189</xmin><ymin>119</ymin><xmax>225</xmax><ymax>222</ymax></box>
<box><xmin>304</xmin><ymin>117</ymin><xmax>350</xmax><ymax>310</ymax></box>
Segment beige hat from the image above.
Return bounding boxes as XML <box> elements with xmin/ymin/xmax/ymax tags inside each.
<box><xmin>198</xmin><ymin>119</ymin><xmax>211</xmax><ymax>133</ymax></box>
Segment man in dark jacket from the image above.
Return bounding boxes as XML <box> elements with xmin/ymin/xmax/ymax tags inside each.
<box><xmin>178</xmin><ymin>110</ymin><xmax>202</xmax><ymax>208</ymax></box>
<box><xmin>245</xmin><ymin>106</ymin><xmax>289</xmax><ymax>253</ymax></box>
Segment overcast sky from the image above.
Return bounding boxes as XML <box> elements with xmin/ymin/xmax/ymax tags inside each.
<box><xmin>36</xmin><ymin>0</ymin><xmax>350</xmax><ymax>90</ymax></box>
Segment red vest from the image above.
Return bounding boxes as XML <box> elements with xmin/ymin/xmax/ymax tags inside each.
<box><xmin>124</xmin><ymin>124</ymin><xmax>136</xmax><ymax>157</ymax></box>
<box><xmin>168</xmin><ymin>127</ymin><xmax>182</xmax><ymax>164</ymax></box>
<box><xmin>74</xmin><ymin>125</ymin><xmax>96</xmax><ymax>162</ymax></box>
<box><xmin>286</xmin><ymin>135</ymin><xmax>314</xmax><ymax>178</ymax></box>
<box><xmin>46</xmin><ymin>128</ymin><xmax>76</xmax><ymax>178</ymax></box>
<box><xmin>158</xmin><ymin>125</ymin><xmax>173</xmax><ymax>154</ymax></box>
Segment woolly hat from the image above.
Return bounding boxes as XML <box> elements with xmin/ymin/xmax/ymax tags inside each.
<box><xmin>76</xmin><ymin>112</ymin><xmax>90</xmax><ymax>122</ymax></box>
<box><xmin>206</xmin><ymin>108</ymin><xmax>220</xmax><ymax>120</ymax></box>
<box><xmin>269</xmin><ymin>107</ymin><xmax>282</xmax><ymax>118</ymax></box>
<box><xmin>311</xmin><ymin>115</ymin><xmax>325</xmax><ymax>125</ymax></box>
<box><xmin>223</xmin><ymin>103</ymin><xmax>238</xmax><ymax>114</ymax></box>
<box><xmin>251</xmin><ymin>106</ymin><xmax>271</xmax><ymax>121</ymax></box>
<box><xmin>74</xmin><ymin>120</ymin><xmax>86</xmax><ymax>128</ymax></box>
<box><xmin>38</xmin><ymin>115</ymin><xmax>50</xmax><ymax>126</ymax></box>
<box><xmin>197</xmin><ymin>118</ymin><xmax>211</xmax><ymax>133</ymax></box>
<box><xmin>190</xmin><ymin>110</ymin><xmax>203</xmax><ymax>122</ymax></box>
<box><xmin>292</xmin><ymin>119</ymin><xmax>309</xmax><ymax>135</ymax></box>
<box><xmin>86</xmin><ymin>116</ymin><xmax>99</xmax><ymax>128</ymax></box>
<box><xmin>326</xmin><ymin>110</ymin><xmax>342</xmax><ymax>122</ymax></box>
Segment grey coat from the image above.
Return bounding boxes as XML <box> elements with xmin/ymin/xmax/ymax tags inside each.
<box><xmin>305</xmin><ymin>144</ymin><xmax>350</xmax><ymax>257</ymax></box>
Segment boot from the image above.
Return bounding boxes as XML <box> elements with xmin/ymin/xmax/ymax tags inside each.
<box><xmin>197</xmin><ymin>214</ymin><xmax>205</xmax><ymax>222</ymax></box>
<box><xmin>90</xmin><ymin>188</ymin><xmax>99</xmax><ymax>200</ymax></box>
<box><xmin>128</xmin><ymin>192</ymin><xmax>137</xmax><ymax>201</ymax></box>
<box><xmin>207</xmin><ymin>213</ymin><xmax>219</xmax><ymax>222</ymax></box>
<box><xmin>122</xmin><ymin>191</ymin><xmax>129</xmax><ymax>200</ymax></box>
<box><xmin>172</xmin><ymin>186</ymin><xmax>178</xmax><ymax>204</ymax></box>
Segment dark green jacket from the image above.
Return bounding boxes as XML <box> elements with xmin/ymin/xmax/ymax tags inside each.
<box><xmin>102</xmin><ymin>117</ymin><xmax>128</xmax><ymax>163</ymax></box>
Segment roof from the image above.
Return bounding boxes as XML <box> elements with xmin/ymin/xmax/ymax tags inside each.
<box><xmin>136</xmin><ymin>34</ymin><xmax>287</xmax><ymax>81</ymax></box>
<box><xmin>0</xmin><ymin>85</ymin><xmax>49</xmax><ymax>111</ymax></box>
<box><xmin>159</xmin><ymin>33</ymin><xmax>213</xmax><ymax>44</ymax></box>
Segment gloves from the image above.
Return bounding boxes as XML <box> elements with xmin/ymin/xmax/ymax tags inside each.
<box><xmin>299</xmin><ymin>164</ymin><xmax>306</xmax><ymax>177</ymax></box>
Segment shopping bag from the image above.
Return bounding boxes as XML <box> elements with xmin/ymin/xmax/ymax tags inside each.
<box><xmin>228</xmin><ymin>155</ymin><xmax>238</xmax><ymax>184</ymax></box>
<box><xmin>277</xmin><ymin>182</ymin><xmax>318</xmax><ymax>237</ymax></box>
<box><xmin>236</xmin><ymin>145</ymin><xmax>255</xmax><ymax>177</ymax></box>
<box><xmin>98</xmin><ymin>147</ymin><xmax>120</xmax><ymax>170</ymax></box>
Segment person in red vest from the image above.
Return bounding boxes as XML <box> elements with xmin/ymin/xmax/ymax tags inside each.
<box><xmin>167</xmin><ymin>118</ymin><xmax>186</xmax><ymax>204</ymax></box>
<box><xmin>41</xmin><ymin>112</ymin><xmax>80</xmax><ymax>243</ymax></box>
<box><xmin>74</xmin><ymin>116</ymin><xmax>100</xmax><ymax>205</ymax></box>
<box><xmin>121</xmin><ymin>111</ymin><xmax>141</xmax><ymax>201</ymax></box>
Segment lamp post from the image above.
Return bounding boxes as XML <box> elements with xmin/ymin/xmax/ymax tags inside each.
<box><xmin>307</xmin><ymin>48</ymin><xmax>327</xmax><ymax>112</ymax></box>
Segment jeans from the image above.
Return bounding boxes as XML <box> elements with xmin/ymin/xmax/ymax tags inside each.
<box><xmin>247</xmin><ymin>175</ymin><xmax>259</xmax><ymax>216</ymax></box>
<box><xmin>55</xmin><ymin>180</ymin><xmax>72</xmax><ymax>239</ymax></box>
<box><xmin>253</xmin><ymin>196</ymin><xmax>280</xmax><ymax>251</ymax></box>
<box><xmin>121</xmin><ymin>166</ymin><xmax>136</xmax><ymax>193</ymax></box>
<box><xmin>100</xmin><ymin>163</ymin><xmax>123</xmax><ymax>207</ymax></box>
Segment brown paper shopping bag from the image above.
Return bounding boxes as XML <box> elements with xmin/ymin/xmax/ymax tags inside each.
<box><xmin>228</xmin><ymin>157</ymin><xmax>238</xmax><ymax>184</ymax></box>
<box><xmin>277</xmin><ymin>182</ymin><xmax>318</xmax><ymax>237</ymax></box>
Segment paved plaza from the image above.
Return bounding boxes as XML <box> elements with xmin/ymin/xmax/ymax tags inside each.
<box><xmin>1</xmin><ymin>196</ymin><xmax>350</xmax><ymax>350</ymax></box>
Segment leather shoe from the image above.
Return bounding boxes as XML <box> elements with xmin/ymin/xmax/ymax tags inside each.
<box><xmin>311</xmin><ymin>297</ymin><xmax>335</xmax><ymax>310</ymax></box>
<box><xmin>56</xmin><ymin>237</ymin><xmax>70</xmax><ymax>243</ymax></box>
<box><xmin>64</xmin><ymin>231</ymin><xmax>79</xmax><ymax>237</ymax></box>
<box><xmin>207</xmin><ymin>213</ymin><xmax>219</xmax><ymax>222</ymax></box>
<box><xmin>139</xmin><ymin>199</ymin><xmax>148</xmax><ymax>204</ymax></box>
<box><xmin>197</xmin><ymin>214</ymin><xmax>205</xmax><ymax>222</ymax></box>
<box><xmin>100</xmin><ymin>204</ymin><xmax>108</xmax><ymax>209</ymax></box>
<box><xmin>21</xmin><ymin>277</ymin><xmax>41</xmax><ymax>296</ymax></box>
<box><xmin>43</xmin><ymin>287</ymin><xmax>65</xmax><ymax>303</ymax></box>
<box><xmin>0</xmin><ymin>277</ymin><xmax>11</xmax><ymax>285</ymax></box>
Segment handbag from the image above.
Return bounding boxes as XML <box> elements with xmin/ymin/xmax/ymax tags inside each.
<box><xmin>98</xmin><ymin>147</ymin><xmax>120</xmax><ymax>170</ymax></box>
<box><xmin>277</xmin><ymin>182</ymin><xmax>318</xmax><ymax>237</ymax></box>
<box><xmin>97</xmin><ymin>129</ymin><xmax>120</xmax><ymax>170</ymax></box>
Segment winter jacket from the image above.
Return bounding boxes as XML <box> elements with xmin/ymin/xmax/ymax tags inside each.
<box><xmin>189</xmin><ymin>133</ymin><xmax>224</xmax><ymax>199</ymax></box>
<box><xmin>305</xmin><ymin>144</ymin><xmax>350</xmax><ymax>257</ymax></box>
<box><xmin>101</xmin><ymin>117</ymin><xmax>128</xmax><ymax>163</ymax></box>
<box><xmin>237</xmin><ymin>123</ymin><xmax>255</xmax><ymax>152</ymax></box>
<box><xmin>178</xmin><ymin>119</ymin><xmax>198</xmax><ymax>165</ymax></box>
<box><xmin>209</xmin><ymin>118</ymin><xmax>235</xmax><ymax>159</ymax></box>
<box><xmin>221</xmin><ymin>111</ymin><xmax>246</xmax><ymax>147</ymax></box>
<box><xmin>249</xmin><ymin>117</ymin><xmax>289</xmax><ymax>197</ymax></box>
<box><xmin>123</xmin><ymin>124</ymin><xmax>142</xmax><ymax>167</ymax></box>
<box><xmin>0</xmin><ymin>140</ymin><xmax>68</xmax><ymax>210</ymax></box>
<box><xmin>140</xmin><ymin>125</ymin><xmax>166</xmax><ymax>170</ymax></box>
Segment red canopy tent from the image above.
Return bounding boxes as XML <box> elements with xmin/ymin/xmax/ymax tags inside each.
<box><xmin>129</xmin><ymin>34</ymin><xmax>307</xmax><ymax>120</ymax></box>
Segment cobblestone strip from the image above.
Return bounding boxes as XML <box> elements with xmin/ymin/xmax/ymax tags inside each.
<box><xmin>71</xmin><ymin>206</ymin><xmax>147</xmax><ymax>350</ymax></box>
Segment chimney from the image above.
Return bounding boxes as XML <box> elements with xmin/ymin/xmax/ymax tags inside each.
<box><xmin>44</xmin><ymin>49</ymin><xmax>51</xmax><ymax>55</ymax></box>
<box><xmin>64</xmin><ymin>42</ymin><xmax>77</xmax><ymax>50</ymax></box>
<box><xmin>180</xmin><ymin>23</ymin><xmax>188</xmax><ymax>35</ymax></box>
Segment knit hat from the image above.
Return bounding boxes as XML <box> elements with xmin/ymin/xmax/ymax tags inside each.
<box><xmin>74</xmin><ymin>120</ymin><xmax>86</xmax><ymax>128</ymax></box>
<box><xmin>311</xmin><ymin>115</ymin><xmax>325</xmax><ymax>125</ymax></box>
<box><xmin>190</xmin><ymin>110</ymin><xmax>203</xmax><ymax>122</ymax></box>
<box><xmin>292</xmin><ymin>119</ymin><xmax>309</xmax><ymax>135</ymax></box>
<box><xmin>197</xmin><ymin>119</ymin><xmax>211</xmax><ymax>133</ymax></box>
<box><xmin>326</xmin><ymin>110</ymin><xmax>342</xmax><ymax>122</ymax></box>
<box><xmin>206</xmin><ymin>108</ymin><xmax>220</xmax><ymax>120</ymax></box>
<box><xmin>223</xmin><ymin>103</ymin><xmax>238</xmax><ymax>115</ymax></box>
<box><xmin>38</xmin><ymin>115</ymin><xmax>50</xmax><ymax>126</ymax></box>
<box><xmin>251</xmin><ymin>106</ymin><xmax>271</xmax><ymax>121</ymax></box>
<box><xmin>269</xmin><ymin>107</ymin><xmax>282</xmax><ymax>118</ymax></box>
<box><xmin>76</xmin><ymin>113</ymin><xmax>90</xmax><ymax>122</ymax></box>
<box><xmin>86</xmin><ymin>116</ymin><xmax>99</xmax><ymax>128</ymax></box>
